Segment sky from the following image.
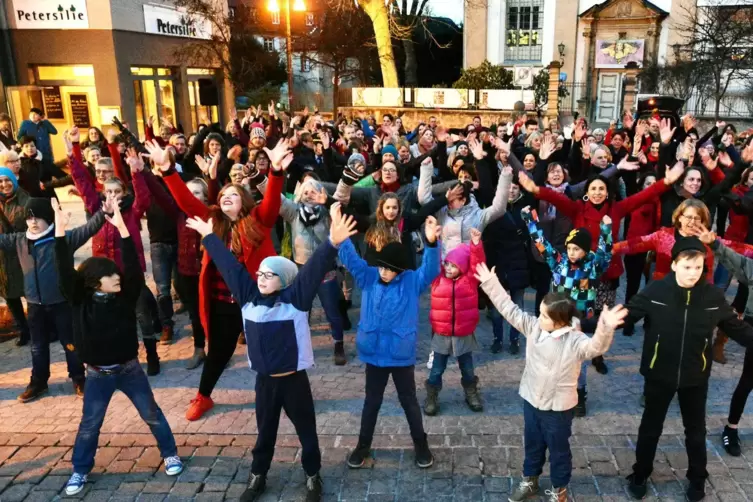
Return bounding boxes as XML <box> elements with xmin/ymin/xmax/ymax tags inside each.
<box><xmin>426</xmin><ymin>0</ymin><xmax>463</xmax><ymax>23</ymax></box>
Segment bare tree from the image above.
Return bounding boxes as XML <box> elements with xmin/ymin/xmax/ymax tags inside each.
<box><xmin>674</xmin><ymin>0</ymin><xmax>753</xmax><ymax>119</ymax></box>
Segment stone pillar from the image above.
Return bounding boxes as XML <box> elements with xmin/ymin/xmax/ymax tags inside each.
<box><xmin>546</xmin><ymin>61</ymin><xmax>562</xmax><ymax>118</ymax></box>
<box><xmin>623</xmin><ymin>61</ymin><xmax>640</xmax><ymax>115</ymax></box>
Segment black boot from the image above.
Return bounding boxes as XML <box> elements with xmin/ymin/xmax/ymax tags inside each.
<box><xmin>686</xmin><ymin>479</ymin><xmax>706</xmax><ymax>502</ymax></box>
<box><xmin>15</xmin><ymin>331</ymin><xmax>30</xmax><ymax>347</ymax></box>
<box><xmin>592</xmin><ymin>355</ymin><xmax>608</xmax><ymax>374</ymax></box>
<box><xmin>334</xmin><ymin>341</ymin><xmax>346</xmax><ymax>366</ymax></box>
<box><xmin>338</xmin><ymin>299</ymin><xmax>352</xmax><ymax>331</ymax></box>
<box><xmin>305</xmin><ymin>473</ymin><xmax>323</xmax><ymax>502</ymax></box>
<box><xmin>626</xmin><ymin>473</ymin><xmax>647</xmax><ymax>499</ymax></box>
<box><xmin>240</xmin><ymin>473</ymin><xmax>267</xmax><ymax>502</ymax></box>
<box><xmin>144</xmin><ymin>339</ymin><xmax>160</xmax><ymax>376</ymax></box>
<box><xmin>347</xmin><ymin>440</ymin><xmax>372</xmax><ymax>468</ymax></box>
<box><xmin>574</xmin><ymin>387</ymin><xmax>587</xmax><ymax>417</ymax></box>
<box><xmin>413</xmin><ymin>433</ymin><xmax>434</xmax><ymax>468</ymax></box>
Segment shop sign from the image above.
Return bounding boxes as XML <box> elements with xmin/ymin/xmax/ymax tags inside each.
<box><xmin>143</xmin><ymin>4</ymin><xmax>211</xmax><ymax>40</ymax></box>
<box><xmin>43</xmin><ymin>87</ymin><xmax>64</xmax><ymax>119</ymax></box>
<box><xmin>595</xmin><ymin>39</ymin><xmax>645</xmax><ymax>69</ymax></box>
<box><xmin>12</xmin><ymin>0</ymin><xmax>89</xmax><ymax>29</ymax></box>
<box><xmin>70</xmin><ymin>94</ymin><xmax>91</xmax><ymax>128</ymax></box>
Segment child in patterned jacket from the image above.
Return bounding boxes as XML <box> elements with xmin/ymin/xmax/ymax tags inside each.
<box><xmin>521</xmin><ymin>206</ymin><xmax>612</xmax><ymax>417</ymax></box>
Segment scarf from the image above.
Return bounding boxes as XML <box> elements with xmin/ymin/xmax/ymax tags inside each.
<box><xmin>381</xmin><ymin>180</ymin><xmax>401</xmax><ymax>193</ymax></box>
<box><xmin>26</xmin><ymin>223</ymin><xmax>54</xmax><ymax>242</ymax></box>
<box><xmin>298</xmin><ymin>204</ymin><xmax>322</xmax><ymax>227</ymax></box>
<box><xmin>540</xmin><ymin>183</ymin><xmax>569</xmax><ymax>221</ymax></box>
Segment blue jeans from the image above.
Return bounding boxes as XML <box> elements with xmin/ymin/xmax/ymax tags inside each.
<box><xmin>427</xmin><ymin>351</ymin><xmax>475</xmax><ymax>387</ymax></box>
<box><xmin>523</xmin><ymin>399</ymin><xmax>574</xmax><ymax>488</ymax></box>
<box><xmin>317</xmin><ymin>277</ymin><xmax>343</xmax><ymax>342</ymax></box>
<box><xmin>151</xmin><ymin>242</ymin><xmax>178</xmax><ymax>328</ymax></box>
<box><xmin>28</xmin><ymin>302</ymin><xmax>84</xmax><ymax>384</ymax></box>
<box><xmin>577</xmin><ymin>316</ymin><xmax>598</xmax><ymax>390</ymax></box>
<box><xmin>714</xmin><ymin>263</ymin><xmax>731</xmax><ymax>291</ymax></box>
<box><xmin>72</xmin><ymin>359</ymin><xmax>177</xmax><ymax>474</ymax></box>
<box><xmin>490</xmin><ymin>289</ymin><xmax>524</xmax><ymax>344</ymax></box>
<box><xmin>578</xmin><ymin>361</ymin><xmax>587</xmax><ymax>389</ymax></box>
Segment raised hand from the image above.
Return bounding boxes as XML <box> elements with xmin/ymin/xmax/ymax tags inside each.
<box><xmin>469</xmin><ymin>227</ymin><xmax>482</xmax><ymax>245</ymax></box>
<box><xmin>106</xmin><ymin>128</ymin><xmax>118</xmax><ymax>144</ymax></box>
<box><xmin>572</xmin><ymin>123</ymin><xmax>587</xmax><ymax>142</ymax></box>
<box><xmin>320</xmin><ymin>130</ymin><xmax>331</xmax><ymax>150</ymax></box>
<box><xmin>186</xmin><ymin>216</ymin><xmax>214</xmax><ymax>238</ymax></box>
<box><xmin>722</xmin><ymin>133</ymin><xmax>733</xmax><ymax>148</ymax></box>
<box><xmin>435</xmin><ymin>126</ymin><xmax>448</xmax><ymax>143</ymax></box>
<box><xmin>195</xmin><ymin>155</ymin><xmax>209</xmax><ymax>175</ymax></box>
<box><xmin>622</xmin><ymin>111</ymin><xmax>635</xmax><ymax>130</ymax></box>
<box><xmin>659</xmin><ymin>118</ymin><xmax>676</xmax><ymax>144</ymax></box>
<box><xmin>517</xmin><ymin>172</ymin><xmax>538</xmax><ymax>194</ymax></box>
<box><xmin>716</xmin><ymin>120</ymin><xmax>727</xmax><ymax>129</ymax></box>
<box><xmin>717</xmin><ymin>151</ymin><xmax>733</xmax><ymax>168</ymax></box>
<box><xmin>539</xmin><ymin>136</ymin><xmax>554</xmax><ymax>160</ymax></box>
<box><xmin>617</xmin><ymin>157</ymin><xmax>640</xmax><ymax>171</ymax></box>
<box><xmin>446</xmin><ymin>184</ymin><xmax>464</xmax><ymax>202</ymax></box>
<box><xmin>635</xmin><ymin>119</ymin><xmax>647</xmax><ymax>138</ymax></box>
<box><xmin>664</xmin><ymin>161</ymin><xmax>686</xmax><ymax>185</ymax></box>
<box><xmin>602</xmin><ymin>215</ymin><xmax>612</xmax><ymax>226</ymax></box>
<box><xmin>104</xmin><ymin>196</ymin><xmax>127</xmax><ymax>234</ymax></box>
<box><xmin>688</xmin><ymin>224</ymin><xmax>716</xmax><ymax>245</ymax></box>
<box><xmin>147</xmin><ymin>115</ymin><xmax>155</xmax><ymax>128</ymax></box>
<box><xmin>468</xmin><ymin>138</ymin><xmax>486</xmax><ymax>160</ymax></box>
<box><xmin>600</xmin><ymin>304</ymin><xmax>628</xmax><ymax>329</ymax></box>
<box><xmin>329</xmin><ymin>208</ymin><xmax>358</xmax><ymax>246</ymax></box>
<box><xmin>69</xmin><ymin>126</ymin><xmax>80</xmax><ymax>143</ymax></box>
<box><xmin>62</xmin><ymin>130</ymin><xmax>73</xmax><ymax>156</ymax></box>
<box><xmin>473</xmin><ymin>262</ymin><xmax>497</xmax><ymax>284</ymax></box>
<box><xmin>742</xmin><ymin>140</ymin><xmax>753</xmax><ymax>164</ymax></box>
<box><xmin>264</xmin><ymin>138</ymin><xmax>292</xmax><ymax>171</ymax></box>
<box><xmin>268</xmin><ymin>100</ymin><xmax>276</xmax><ymax>117</ymax></box>
<box><xmin>228</xmin><ymin>144</ymin><xmax>243</xmax><ymax>161</ymax></box>
<box><xmin>144</xmin><ymin>140</ymin><xmax>170</xmax><ymax>170</ymax></box>
<box><xmin>424</xmin><ymin>215</ymin><xmax>442</xmax><ymax>244</ymax></box>
<box><xmin>125</xmin><ymin>147</ymin><xmax>144</xmax><ymax>173</ymax></box>
<box><xmin>329</xmin><ymin>201</ymin><xmax>342</xmax><ymax>222</ymax></box>
<box><xmin>314</xmin><ymin>187</ymin><xmax>328</xmax><ymax>205</ymax></box>
<box><xmin>51</xmin><ymin>198</ymin><xmax>70</xmax><ymax>236</ymax></box>
<box><xmin>208</xmin><ymin>154</ymin><xmax>220</xmax><ymax>180</ymax></box>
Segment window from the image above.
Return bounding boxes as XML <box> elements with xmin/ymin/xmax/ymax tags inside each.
<box><xmin>305</xmin><ymin>13</ymin><xmax>315</xmax><ymax>26</ymax></box>
<box><xmin>505</xmin><ymin>0</ymin><xmax>543</xmax><ymax>62</ymax></box>
<box><xmin>271</xmin><ymin>11</ymin><xmax>280</xmax><ymax>24</ymax></box>
<box><xmin>263</xmin><ymin>38</ymin><xmax>275</xmax><ymax>52</ymax></box>
<box><xmin>301</xmin><ymin>55</ymin><xmax>311</xmax><ymax>72</ymax></box>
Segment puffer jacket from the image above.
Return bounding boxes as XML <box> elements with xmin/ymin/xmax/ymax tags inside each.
<box><xmin>481</xmin><ymin>273</ymin><xmax>615</xmax><ymax>411</ymax></box>
<box><xmin>484</xmin><ymin>193</ymin><xmax>534</xmax><ymax>291</ymax></box>
<box><xmin>70</xmin><ymin>154</ymin><xmax>150</xmax><ymax>271</ymax></box>
<box><xmin>418</xmin><ymin>159</ymin><xmax>512</xmax><ymax>258</ymax></box>
<box><xmin>339</xmin><ymin>237</ymin><xmax>439</xmax><ymax>367</ymax></box>
<box><xmin>430</xmin><ymin>240</ymin><xmax>485</xmax><ymax>337</ymax></box>
<box><xmin>0</xmin><ymin>188</ymin><xmax>30</xmax><ymax>299</ymax></box>
<box><xmin>625</xmin><ymin>271</ymin><xmax>753</xmax><ymax>388</ymax></box>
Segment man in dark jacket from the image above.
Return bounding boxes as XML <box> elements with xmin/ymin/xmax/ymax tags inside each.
<box><xmin>624</xmin><ymin>237</ymin><xmax>753</xmax><ymax>502</ymax></box>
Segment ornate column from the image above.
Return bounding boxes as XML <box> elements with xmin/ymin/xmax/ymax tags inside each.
<box><xmin>546</xmin><ymin>61</ymin><xmax>562</xmax><ymax>118</ymax></box>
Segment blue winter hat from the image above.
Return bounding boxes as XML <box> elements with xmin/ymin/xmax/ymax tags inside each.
<box><xmin>382</xmin><ymin>144</ymin><xmax>398</xmax><ymax>160</ymax></box>
<box><xmin>0</xmin><ymin>167</ymin><xmax>18</xmax><ymax>193</ymax></box>
<box><xmin>259</xmin><ymin>256</ymin><xmax>299</xmax><ymax>289</ymax></box>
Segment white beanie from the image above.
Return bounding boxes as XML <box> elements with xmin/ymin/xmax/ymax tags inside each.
<box><xmin>259</xmin><ymin>256</ymin><xmax>298</xmax><ymax>289</ymax></box>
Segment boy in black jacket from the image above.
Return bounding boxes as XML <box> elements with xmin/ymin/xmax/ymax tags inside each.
<box><xmin>624</xmin><ymin>237</ymin><xmax>753</xmax><ymax>501</ymax></box>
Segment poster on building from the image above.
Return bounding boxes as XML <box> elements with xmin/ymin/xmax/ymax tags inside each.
<box><xmin>143</xmin><ymin>4</ymin><xmax>212</xmax><ymax>40</ymax></box>
<box><xmin>69</xmin><ymin>94</ymin><xmax>91</xmax><ymax>128</ymax></box>
<box><xmin>595</xmin><ymin>39</ymin><xmax>645</xmax><ymax>69</ymax></box>
<box><xmin>43</xmin><ymin>87</ymin><xmax>64</xmax><ymax>119</ymax></box>
<box><xmin>12</xmin><ymin>0</ymin><xmax>89</xmax><ymax>29</ymax></box>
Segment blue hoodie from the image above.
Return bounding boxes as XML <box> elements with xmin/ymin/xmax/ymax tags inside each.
<box><xmin>338</xmin><ymin>238</ymin><xmax>440</xmax><ymax>367</ymax></box>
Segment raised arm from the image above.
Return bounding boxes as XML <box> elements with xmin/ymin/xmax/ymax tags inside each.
<box><xmin>417</xmin><ymin>157</ymin><xmax>434</xmax><ymax>205</ymax></box>
<box><xmin>522</xmin><ymin>208</ymin><xmax>562</xmax><ymax>271</ymax></box>
<box><xmin>712</xmin><ymin>238</ymin><xmax>753</xmax><ymax>284</ymax></box>
<box><xmin>414</xmin><ymin>216</ymin><xmax>442</xmax><ymax>292</ymax></box>
<box><xmin>67</xmin><ymin>210</ymin><xmax>106</xmax><ymax>251</ymax></box>
<box><xmin>338</xmin><ymin>237</ymin><xmax>377</xmax><ymax>290</ymax></box>
<box><xmin>69</xmin><ymin>147</ymin><xmax>102</xmax><ymax>216</ymax></box>
<box><xmin>591</xmin><ymin>219</ymin><xmax>614</xmax><ymax>275</ymax></box>
<box><xmin>129</xmin><ymin>169</ymin><xmax>151</xmax><ymax>219</ymax></box>
<box><xmin>54</xmin><ymin>236</ymin><xmax>83</xmax><ymax>304</ymax></box>
<box><xmin>202</xmin><ymin>233</ymin><xmax>258</xmax><ymax>304</ymax></box>
<box><xmin>480</xmin><ymin>266</ymin><xmax>538</xmax><ymax>337</ymax></box>
<box><xmin>612</xmin><ymin>174</ymin><xmax>671</xmax><ymax>219</ymax></box>
<box><xmin>572</xmin><ymin>310</ymin><xmax>619</xmax><ymax>360</ymax></box>
<box><xmin>478</xmin><ymin>167</ymin><xmax>512</xmax><ymax>231</ymax></box>
<box><xmin>467</xmin><ymin>232</ymin><xmax>486</xmax><ymax>289</ymax></box>
<box><xmin>612</xmin><ymin>230</ymin><xmax>658</xmax><ymax>256</ymax></box>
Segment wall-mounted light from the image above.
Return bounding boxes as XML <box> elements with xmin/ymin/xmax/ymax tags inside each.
<box><xmin>293</xmin><ymin>0</ymin><xmax>306</xmax><ymax>11</ymax></box>
<box><xmin>558</xmin><ymin>42</ymin><xmax>566</xmax><ymax>59</ymax></box>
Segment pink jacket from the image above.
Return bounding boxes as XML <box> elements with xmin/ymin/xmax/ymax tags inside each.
<box><xmin>69</xmin><ymin>152</ymin><xmax>150</xmax><ymax>272</ymax></box>
<box><xmin>429</xmin><ymin>241</ymin><xmax>485</xmax><ymax>337</ymax></box>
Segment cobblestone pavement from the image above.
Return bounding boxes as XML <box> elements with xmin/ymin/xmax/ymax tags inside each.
<box><xmin>1</xmin><ymin>200</ymin><xmax>753</xmax><ymax>501</ymax></box>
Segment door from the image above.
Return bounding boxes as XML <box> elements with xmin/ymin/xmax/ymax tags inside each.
<box><xmin>595</xmin><ymin>72</ymin><xmax>622</xmax><ymax>123</ymax></box>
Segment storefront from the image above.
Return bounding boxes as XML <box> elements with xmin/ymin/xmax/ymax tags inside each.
<box><xmin>2</xmin><ymin>0</ymin><xmax>232</xmax><ymax>161</ymax></box>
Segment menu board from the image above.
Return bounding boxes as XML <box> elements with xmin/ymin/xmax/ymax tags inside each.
<box><xmin>43</xmin><ymin>87</ymin><xmax>64</xmax><ymax>119</ymax></box>
<box><xmin>69</xmin><ymin>94</ymin><xmax>91</xmax><ymax>128</ymax></box>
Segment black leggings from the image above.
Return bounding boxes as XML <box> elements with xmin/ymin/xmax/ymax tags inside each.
<box><xmin>624</xmin><ymin>253</ymin><xmax>650</xmax><ymax>305</ymax></box>
<box><xmin>729</xmin><ymin>316</ymin><xmax>753</xmax><ymax>425</ymax></box>
<box><xmin>198</xmin><ymin>300</ymin><xmax>243</xmax><ymax>397</ymax></box>
<box><xmin>176</xmin><ymin>273</ymin><xmax>205</xmax><ymax>348</ymax></box>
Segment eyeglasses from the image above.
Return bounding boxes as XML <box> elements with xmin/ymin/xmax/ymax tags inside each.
<box><xmin>681</xmin><ymin>214</ymin><xmax>702</xmax><ymax>223</ymax></box>
<box><xmin>382</xmin><ymin>168</ymin><xmax>397</xmax><ymax>174</ymax></box>
<box><xmin>95</xmin><ymin>169</ymin><xmax>114</xmax><ymax>175</ymax></box>
<box><xmin>256</xmin><ymin>271</ymin><xmax>279</xmax><ymax>280</ymax></box>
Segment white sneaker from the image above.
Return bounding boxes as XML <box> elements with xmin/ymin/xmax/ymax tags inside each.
<box><xmin>426</xmin><ymin>351</ymin><xmax>434</xmax><ymax>369</ymax></box>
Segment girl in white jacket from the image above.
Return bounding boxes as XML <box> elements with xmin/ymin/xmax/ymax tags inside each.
<box><xmin>474</xmin><ymin>262</ymin><xmax>626</xmax><ymax>502</ymax></box>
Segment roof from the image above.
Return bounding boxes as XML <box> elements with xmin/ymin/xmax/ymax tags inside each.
<box><xmin>579</xmin><ymin>0</ymin><xmax>669</xmax><ymax>19</ymax></box>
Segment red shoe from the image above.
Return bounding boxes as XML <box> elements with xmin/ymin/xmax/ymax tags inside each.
<box><xmin>186</xmin><ymin>393</ymin><xmax>214</xmax><ymax>421</ymax></box>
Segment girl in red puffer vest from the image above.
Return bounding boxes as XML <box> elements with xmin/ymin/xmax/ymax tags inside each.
<box><xmin>425</xmin><ymin>228</ymin><xmax>486</xmax><ymax>416</ymax></box>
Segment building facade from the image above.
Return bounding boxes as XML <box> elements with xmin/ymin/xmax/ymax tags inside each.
<box><xmin>1</xmin><ymin>0</ymin><xmax>234</xmax><ymax>161</ymax></box>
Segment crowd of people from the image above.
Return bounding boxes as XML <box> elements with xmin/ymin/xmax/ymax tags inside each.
<box><xmin>2</xmin><ymin>104</ymin><xmax>753</xmax><ymax>502</ymax></box>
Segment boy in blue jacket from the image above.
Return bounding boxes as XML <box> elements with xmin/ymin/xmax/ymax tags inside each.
<box><xmin>335</xmin><ymin>203</ymin><xmax>443</xmax><ymax>470</ymax></box>
<box><xmin>186</xmin><ymin>209</ymin><xmax>358</xmax><ymax>502</ymax></box>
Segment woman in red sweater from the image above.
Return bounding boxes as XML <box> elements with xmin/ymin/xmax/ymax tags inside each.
<box><xmin>518</xmin><ymin>160</ymin><xmax>686</xmax><ymax>374</ymax></box>
<box><xmin>145</xmin><ymin>139</ymin><xmax>287</xmax><ymax>421</ymax></box>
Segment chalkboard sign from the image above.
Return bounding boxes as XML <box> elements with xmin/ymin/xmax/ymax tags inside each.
<box><xmin>43</xmin><ymin>87</ymin><xmax>64</xmax><ymax>119</ymax></box>
<box><xmin>70</xmin><ymin>94</ymin><xmax>91</xmax><ymax>128</ymax></box>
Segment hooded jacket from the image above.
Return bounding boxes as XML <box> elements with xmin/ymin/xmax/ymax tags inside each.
<box><xmin>625</xmin><ymin>272</ymin><xmax>753</xmax><ymax>388</ymax></box>
<box><xmin>0</xmin><ymin>187</ymin><xmax>29</xmax><ymax>299</ymax></box>
<box><xmin>429</xmin><ymin>241</ymin><xmax>485</xmax><ymax>337</ymax></box>
<box><xmin>483</xmin><ymin>193</ymin><xmax>534</xmax><ymax>291</ymax></box>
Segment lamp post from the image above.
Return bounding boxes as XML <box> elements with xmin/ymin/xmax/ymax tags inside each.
<box><xmin>268</xmin><ymin>0</ymin><xmax>305</xmax><ymax>110</ymax></box>
<box><xmin>558</xmin><ymin>42</ymin><xmax>566</xmax><ymax>64</ymax></box>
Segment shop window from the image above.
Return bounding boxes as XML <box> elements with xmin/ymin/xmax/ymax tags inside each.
<box><xmin>271</xmin><ymin>11</ymin><xmax>280</xmax><ymax>24</ymax></box>
<box><xmin>264</xmin><ymin>38</ymin><xmax>275</xmax><ymax>52</ymax></box>
<box><xmin>131</xmin><ymin>67</ymin><xmax>155</xmax><ymax>76</ymax></box>
<box><xmin>36</xmin><ymin>65</ymin><xmax>95</xmax><ymax>85</ymax></box>
<box><xmin>188</xmin><ymin>68</ymin><xmax>214</xmax><ymax>75</ymax></box>
<box><xmin>305</xmin><ymin>13</ymin><xmax>315</xmax><ymax>26</ymax></box>
<box><xmin>132</xmin><ymin>67</ymin><xmax>176</xmax><ymax>139</ymax></box>
<box><xmin>188</xmin><ymin>81</ymin><xmax>219</xmax><ymax>133</ymax></box>
<box><xmin>158</xmin><ymin>68</ymin><xmax>172</xmax><ymax>76</ymax></box>
<box><xmin>505</xmin><ymin>0</ymin><xmax>544</xmax><ymax>62</ymax></box>
<box><xmin>301</xmin><ymin>55</ymin><xmax>311</xmax><ymax>72</ymax></box>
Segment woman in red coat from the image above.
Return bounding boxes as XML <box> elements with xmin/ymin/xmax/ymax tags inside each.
<box><xmin>517</xmin><ymin>160</ymin><xmax>686</xmax><ymax>374</ymax></box>
<box><xmin>145</xmin><ymin>139</ymin><xmax>287</xmax><ymax>421</ymax></box>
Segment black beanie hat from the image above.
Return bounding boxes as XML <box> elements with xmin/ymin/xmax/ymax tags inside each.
<box><xmin>375</xmin><ymin>241</ymin><xmax>409</xmax><ymax>274</ymax></box>
<box><xmin>25</xmin><ymin>197</ymin><xmax>54</xmax><ymax>225</ymax></box>
<box><xmin>671</xmin><ymin>236</ymin><xmax>707</xmax><ymax>261</ymax></box>
<box><xmin>565</xmin><ymin>227</ymin><xmax>593</xmax><ymax>253</ymax></box>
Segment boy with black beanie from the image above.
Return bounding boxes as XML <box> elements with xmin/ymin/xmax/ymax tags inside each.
<box><xmin>624</xmin><ymin>236</ymin><xmax>753</xmax><ymax>501</ymax></box>
<box><xmin>0</xmin><ymin>197</ymin><xmax>108</xmax><ymax>402</ymax></box>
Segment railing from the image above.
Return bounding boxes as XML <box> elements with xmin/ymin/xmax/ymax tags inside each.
<box><xmin>684</xmin><ymin>92</ymin><xmax>753</xmax><ymax>119</ymax></box>
<box><xmin>558</xmin><ymin>82</ymin><xmax>588</xmax><ymax>117</ymax></box>
<box><xmin>336</xmin><ymin>87</ymin><xmax>538</xmax><ymax>111</ymax></box>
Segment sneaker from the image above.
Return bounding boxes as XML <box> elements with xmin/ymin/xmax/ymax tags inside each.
<box><xmin>626</xmin><ymin>473</ymin><xmax>647</xmax><ymax>499</ymax></box>
<box><xmin>490</xmin><ymin>340</ymin><xmax>503</xmax><ymax>354</ymax></box>
<box><xmin>723</xmin><ymin>426</ymin><xmax>742</xmax><ymax>457</ymax></box>
<box><xmin>426</xmin><ymin>351</ymin><xmax>434</xmax><ymax>369</ymax></box>
<box><xmin>347</xmin><ymin>442</ymin><xmax>371</xmax><ymax>468</ymax></box>
<box><xmin>73</xmin><ymin>378</ymin><xmax>85</xmax><ymax>398</ymax></box>
<box><xmin>509</xmin><ymin>341</ymin><xmax>520</xmax><ymax>355</ymax></box>
<box><xmin>305</xmin><ymin>473</ymin><xmax>323</xmax><ymax>502</ymax></box>
<box><xmin>186</xmin><ymin>347</ymin><xmax>206</xmax><ymax>370</ymax></box>
<box><xmin>185</xmin><ymin>393</ymin><xmax>214</xmax><ymax>421</ymax></box>
<box><xmin>414</xmin><ymin>434</ymin><xmax>434</xmax><ymax>468</ymax></box>
<box><xmin>508</xmin><ymin>476</ymin><xmax>539</xmax><ymax>501</ymax></box>
<box><xmin>545</xmin><ymin>486</ymin><xmax>568</xmax><ymax>502</ymax></box>
<box><xmin>686</xmin><ymin>480</ymin><xmax>705</xmax><ymax>502</ymax></box>
<box><xmin>592</xmin><ymin>356</ymin><xmax>608</xmax><ymax>375</ymax></box>
<box><xmin>240</xmin><ymin>473</ymin><xmax>267</xmax><ymax>502</ymax></box>
<box><xmin>334</xmin><ymin>341</ymin><xmax>347</xmax><ymax>366</ymax></box>
<box><xmin>65</xmin><ymin>472</ymin><xmax>88</xmax><ymax>496</ymax></box>
<box><xmin>159</xmin><ymin>325</ymin><xmax>174</xmax><ymax>345</ymax></box>
<box><xmin>164</xmin><ymin>456</ymin><xmax>183</xmax><ymax>476</ymax></box>
<box><xmin>18</xmin><ymin>380</ymin><xmax>48</xmax><ymax>403</ymax></box>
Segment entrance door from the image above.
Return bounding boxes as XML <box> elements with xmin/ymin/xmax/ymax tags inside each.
<box><xmin>595</xmin><ymin>72</ymin><xmax>622</xmax><ymax>123</ymax></box>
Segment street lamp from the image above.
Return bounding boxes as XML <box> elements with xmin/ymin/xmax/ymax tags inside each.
<box><xmin>558</xmin><ymin>42</ymin><xmax>565</xmax><ymax>64</ymax></box>
<box><xmin>268</xmin><ymin>0</ymin><xmax>305</xmax><ymax>110</ymax></box>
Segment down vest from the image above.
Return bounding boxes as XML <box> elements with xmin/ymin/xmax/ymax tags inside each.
<box><xmin>430</xmin><ymin>240</ymin><xmax>485</xmax><ymax>337</ymax></box>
